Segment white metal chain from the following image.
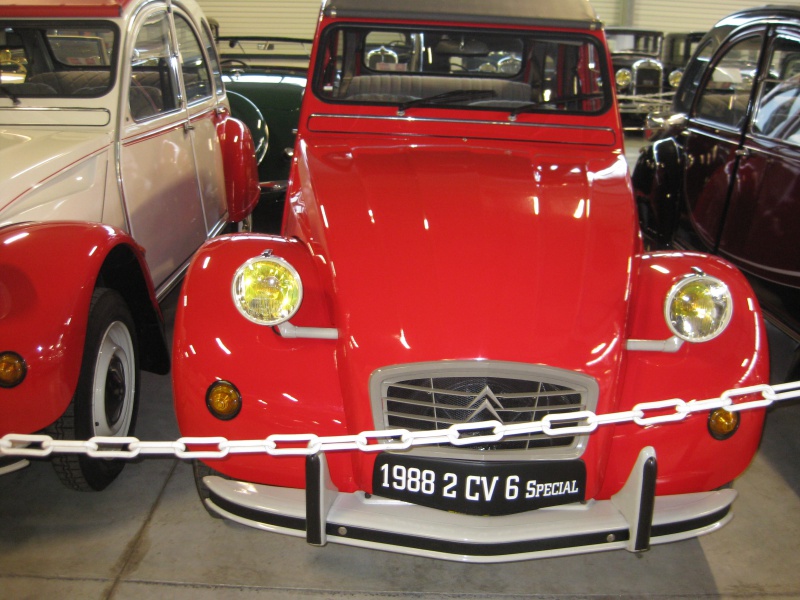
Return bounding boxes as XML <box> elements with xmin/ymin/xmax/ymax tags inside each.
<box><xmin>2</xmin><ymin>381</ymin><xmax>799</xmax><ymax>461</ymax></box>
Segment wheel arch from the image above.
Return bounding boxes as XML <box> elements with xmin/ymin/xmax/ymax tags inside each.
<box><xmin>0</xmin><ymin>221</ymin><xmax>167</xmax><ymax>435</ymax></box>
<box><xmin>217</xmin><ymin>114</ymin><xmax>261</xmax><ymax>223</ymax></box>
<box><xmin>96</xmin><ymin>244</ymin><xmax>170</xmax><ymax>375</ymax></box>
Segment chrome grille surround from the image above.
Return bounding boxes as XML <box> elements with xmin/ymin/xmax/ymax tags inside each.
<box><xmin>632</xmin><ymin>58</ymin><xmax>663</xmax><ymax>96</ymax></box>
<box><xmin>369</xmin><ymin>361</ymin><xmax>599</xmax><ymax>461</ymax></box>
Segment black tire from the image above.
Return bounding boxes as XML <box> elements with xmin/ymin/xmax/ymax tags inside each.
<box><xmin>46</xmin><ymin>288</ymin><xmax>140</xmax><ymax>491</ymax></box>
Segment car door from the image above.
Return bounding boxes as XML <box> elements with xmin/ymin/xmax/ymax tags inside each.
<box><xmin>118</xmin><ymin>5</ymin><xmax>207</xmax><ymax>295</ymax></box>
<box><xmin>173</xmin><ymin>10</ymin><xmax>228</xmax><ymax>236</ymax></box>
<box><xmin>717</xmin><ymin>29</ymin><xmax>800</xmax><ymax>290</ymax></box>
<box><xmin>678</xmin><ymin>29</ymin><xmax>765</xmax><ymax>251</ymax></box>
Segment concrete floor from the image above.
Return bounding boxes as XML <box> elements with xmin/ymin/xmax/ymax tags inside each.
<box><xmin>2</xmin><ymin>136</ymin><xmax>800</xmax><ymax>600</ymax></box>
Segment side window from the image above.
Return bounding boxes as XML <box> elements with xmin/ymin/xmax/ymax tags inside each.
<box><xmin>199</xmin><ymin>19</ymin><xmax>225</xmax><ymax>97</ymax></box>
<box><xmin>675</xmin><ymin>39</ymin><xmax>715</xmax><ymax>112</ymax></box>
<box><xmin>174</xmin><ymin>14</ymin><xmax>212</xmax><ymax>104</ymax></box>
<box><xmin>752</xmin><ymin>35</ymin><xmax>800</xmax><ymax>144</ymax></box>
<box><xmin>694</xmin><ymin>34</ymin><xmax>763</xmax><ymax>129</ymax></box>
<box><xmin>129</xmin><ymin>10</ymin><xmax>179</xmax><ymax>121</ymax></box>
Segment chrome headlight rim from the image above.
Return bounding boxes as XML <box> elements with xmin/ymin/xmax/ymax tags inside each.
<box><xmin>664</xmin><ymin>273</ymin><xmax>733</xmax><ymax>343</ymax></box>
<box><xmin>615</xmin><ymin>68</ymin><xmax>632</xmax><ymax>89</ymax></box>
<box><xmin>668</xmin><ymin>69</ymin><xmax>683</xmax><ymax>88</ymax></box>
<box><xmin>231</xmin><ymin>253</ymin><xmax>303</xmax><ymax>326</ymax></box>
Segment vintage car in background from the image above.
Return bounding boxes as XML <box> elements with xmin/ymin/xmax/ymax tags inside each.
<box><xmin>606</xmin><ymin>27</ymin><xmax>672</xmax><ymax>123</ymax></box>
<box><xmin>633</xmin><ymin>5</ymin><xmax>800</xmax><ymax>382</ymax></box>
<box><xmin>0</xmin><ymin>0</ymin><xmax>259</xmax><ymax>489</ymax></box>
<box><xmin>661</xmin><ymin>31</ymin><xmax>705</xmax><ymax>89</ymax></box>
<box><xmin>216</xmin><ymin>35</ymin><xmax>311</xmax><ymax>232</ymax></box>
<box><xmin>173</xmin><ymin>0</ymin><xmax>770</xmax><ymax>562</ymax></box>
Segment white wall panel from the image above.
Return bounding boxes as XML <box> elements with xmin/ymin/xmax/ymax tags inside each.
<box><xmin>195</xmin><ymin>0</ymin><xmax>322</xmax><ymax>39</ymax></box>
<box><xmin>592</xmin><ymin>0</ymin><xmax>622</xmax><ymax>27</ymax></box>
<box><xmin>633</xmin><ymin>0</ymin><xmax>787</xmax><ymax>33</ymax></box>
<box><xmin>196</xmin><ymin>0</ymin><xmax>799</xmax><ymax>39</ymax></box>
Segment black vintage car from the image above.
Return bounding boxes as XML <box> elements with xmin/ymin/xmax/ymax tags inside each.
<box><xmin>661</xmin><ymin>31</ymin><xmax>705</xmax><ymax>88</ymax></box>
<box><xmin>632</xmin><ymin>6</ymin><xmax>800</xmax><ymax>381</ymax></box>
<box><xmin>606</xmin><ymin>27</ymin><xmax>670</xmax><ymax>123</ymax></box>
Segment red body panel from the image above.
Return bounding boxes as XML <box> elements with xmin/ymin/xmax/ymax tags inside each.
<box><xmin>216</xmin><ymin>114</ymin><xmax>261</xmax><ymax>223</ymax></box>
<box><xmin>0</xmin><ymin>221</ymin><xmax>154</xmax><ymax>435</ymax></box>
<box><xmin>1</xmin><ymin>0</ymin><xmax>129</xmax><ymax>18</ymax></box>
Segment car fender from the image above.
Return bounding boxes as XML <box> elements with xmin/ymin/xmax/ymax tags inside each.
<box><xmin>172</xmin><ymin>233</ymin><xmax>352</xmax><ymax>489</ymax></box>
<box><xmin>0</xmin><ymin>221</ymin><xmax>168</xmax><ymax>435</ymax></box>
<box><xmin>632</xmin><ymin>137</ymin><xmax>684</xmax><ymax>246</ymax></box>
<box><xmin>599</xmin><ymin>250</ymin><xmax>769</xmax><ymax>497</ymax></box>
<box><xmin>216</xmin><ymin>113</ymin><xmax>261</xmax><ymax>223</ymax></box>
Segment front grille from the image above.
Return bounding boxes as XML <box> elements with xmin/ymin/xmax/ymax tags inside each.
<box><xmin>633</xmin><ymin>59</ymin><xmax>663</xmax><ymax>95</ymax></box>
<box><xmin>370</xmin><ymin>361</ymin><xmax>598</xmax><ymax>460</ymax></box>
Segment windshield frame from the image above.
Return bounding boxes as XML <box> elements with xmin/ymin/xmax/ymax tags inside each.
<box><xmin>311</xmin><ymin>22</ymin><xmax>613</xmax><ymax>117</ymax></box>
<box><xmin>0</xmin><ymin>19</ymin><xmax>120</xmax><ymax>100</ymax></box>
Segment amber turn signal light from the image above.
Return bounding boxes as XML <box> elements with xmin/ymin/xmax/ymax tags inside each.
<box><xmin>206</xmin><ymin>381</ymin><xmax>242</xmax><ymax>420</ymax></box>
<box><xmin>708</xmin><ymin>408</ymin><xmax>739</xmax><ymax>440</ymax></box>
<box><xmin>0</xmin><ymin>352</ymin><xmax>27</xmax><ymax>388</ymax></box>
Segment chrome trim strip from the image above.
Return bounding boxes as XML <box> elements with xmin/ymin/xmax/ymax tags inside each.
<box><xmin>277</xmin><ymin>322</ymin><xmax>339</xmax><ymax>340</ymax></box>
<box><xmin>309</xmin><ymin>113</ymin><xmax>615</xmax><ymax>136</ymax></box>
<box><xmin>0</xmin><ymin>107</ymin><xmax>111</xmax><ymax>126</ymax></box>
<box><xmin>626</xmin><ymin>336</ymin><xmax>684</xmax><ymax>353</ymax></box>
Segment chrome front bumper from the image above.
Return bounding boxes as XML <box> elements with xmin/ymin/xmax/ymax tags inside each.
<box><xmin>202</xmin><ymin>447</ymin><xmax>736</xmax><ymax>563</ymax></box>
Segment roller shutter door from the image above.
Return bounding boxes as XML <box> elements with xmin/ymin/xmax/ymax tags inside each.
<box><xmin>633</xmin><ymin>0</ymin><xmax>782</xmax><ymax>32</ymax></box>
<box><xmin>592</xmin><ymin>0</ymin><xmax>622</xmax><ymax>26</ymax></box>
<box><xmin>195</xmin><ymin>0</ymin><xmax>322</xmax><ymax>39</ymax></box>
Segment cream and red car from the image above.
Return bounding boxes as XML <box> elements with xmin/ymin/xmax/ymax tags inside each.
<box><xmin>0</xmin><ymin>0</ymin><xmax>259</xmax><ymax>490</ymax></box>
<box><xmin>173</xmin><ymin>0</ymin><xmax>769</xmax><ymax>561</ymax></box>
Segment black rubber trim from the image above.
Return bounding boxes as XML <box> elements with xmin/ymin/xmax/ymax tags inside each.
<box><xmin>208</xmin><ymin>485</ymin><xmax>731</xmax><ymax>558</ymax></box>
<box><xmin>634</xmin><ymin>456</ymin><xmax>657</xmax><ymax>552</ymax></box>
<box><xmin>651</xmin><ymin>505</ymin><xmax>732</xmax><ymax>539</ymax></box>
<box><xmin>306</xmin><ymin>454</ymin><xmax>324</xmax><ymax>545</ymax></box>
<box><xmin>324</xmin><ymin>522</ymin><xmax>629</xmax><ymax>556</ymax></box>
<box><xmin>209</xmin><ymin>490</ymin><xmax>306</xmax><ymax>532</ymax></box>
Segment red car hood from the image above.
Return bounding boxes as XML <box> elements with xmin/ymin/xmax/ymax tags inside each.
<box><xmin>294</xmin><ymin>136</ymin><xmax>637</xmax><ymax>418</ymax></box>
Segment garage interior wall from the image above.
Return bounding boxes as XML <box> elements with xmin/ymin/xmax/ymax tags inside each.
<box><xmin>195</xmin><ymin>0</ymin><xmax>322</xmax><ymax>39</ymax></box>
<box><xmin>196</xmin><ymin>0</ymin><xmax>785</xmax><ymax>38</ymax></box>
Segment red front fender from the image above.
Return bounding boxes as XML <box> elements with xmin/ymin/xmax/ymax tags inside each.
<box><xmin>0</xmin><ymin>221</ymin><xmax>161</xmax><ymax>435</ymax></box>
<box><xmin>217</xmin><ymin>114</ymin><xmax>260</xmax><ymax>223</ymax></box>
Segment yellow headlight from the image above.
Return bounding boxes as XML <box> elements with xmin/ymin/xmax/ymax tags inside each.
<box><xmin>232</xmin><ymin>254</ymin><xmax>303</xmax><ymax>326</ymax></box>
<box><xmin>668</xmin><ymin>69</ymin><xmax>683</xmax><ymax>88</ymax></box>
<box><xmin>0</xmin><ymin>352</ymin><xmax>26</xmax><ymax>388</ymax></box>
<box><xmin>615</xmin><ymin>69</ymin><xmax>632</xmax><ymax>89</ymax></box>
<box><xmin>665</xmin><ymin>274</ymin><xmax>732</xmax><ymax>342</ymax></box>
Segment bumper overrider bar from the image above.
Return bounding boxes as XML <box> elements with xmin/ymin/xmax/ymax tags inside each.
<box><xmin>201</xmin><ymin>447</ymin><xmax>735</xmax><ymax>563</ymax></box>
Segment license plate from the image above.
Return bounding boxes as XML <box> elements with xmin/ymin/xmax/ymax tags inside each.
<box><xmin>372</xmin><ymin>454</ymin><xmax>586</xmax><ymax>516</ymax></box>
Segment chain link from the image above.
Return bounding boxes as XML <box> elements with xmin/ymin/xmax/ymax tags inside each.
<box><xmin>2</xmin><ymin>381</ymin><xmax>798</xmax><ymax>460</ymax></box>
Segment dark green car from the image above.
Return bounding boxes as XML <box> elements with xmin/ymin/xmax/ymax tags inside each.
<box><xmin>218</xmin><ymin>36</ymin><xmax>311</xmax><ymax>230</ymax></box>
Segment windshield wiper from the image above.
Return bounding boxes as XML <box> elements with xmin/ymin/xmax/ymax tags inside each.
<box><xmin>397</xmin><ymin>89</ymin><xmax>496</xmax><ymax>115</ymax></box>
<box><xmin>0</xmin><ymin>86</ymin><xmax>21</xmax><ymax>106</ymax></box>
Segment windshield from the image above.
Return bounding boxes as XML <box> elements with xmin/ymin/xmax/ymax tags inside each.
<box><xmin>314</xmin><ymin>25</ymin><xmax>610</xmax><ymax>115</ymax></box>
<box><xmin>218</xmin><ymin>37</ymin><xmax>312</xmax><ymax>71</ymax></box>
<box><xmin>0</xmin><ymin>21</ymin><xmax>117</xmax><ymax>98</ymax></box>
<box><xmin>606</xmin><ymin>31</ymin><xmax>662</xmax><ymax>56</ymax></box>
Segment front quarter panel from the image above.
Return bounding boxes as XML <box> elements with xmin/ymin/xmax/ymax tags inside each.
<box><xmin>217</xmin><ymin>114</ymin><xmax>261</xmax><ymax>223</ymax></box>
<box><xmin>601</xmin><ymin>251</ymin><xmax>769</xmax><ymax>497</ymax></box>
<box><xmin>0</xmin><ymin>221</ymin><xmax>154</xmax><ymax>435</ymax></box>
<box><xmin>172</xmin><ymin>234</ymin><xmax>352</xmax><ymax>489</ymax></box>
